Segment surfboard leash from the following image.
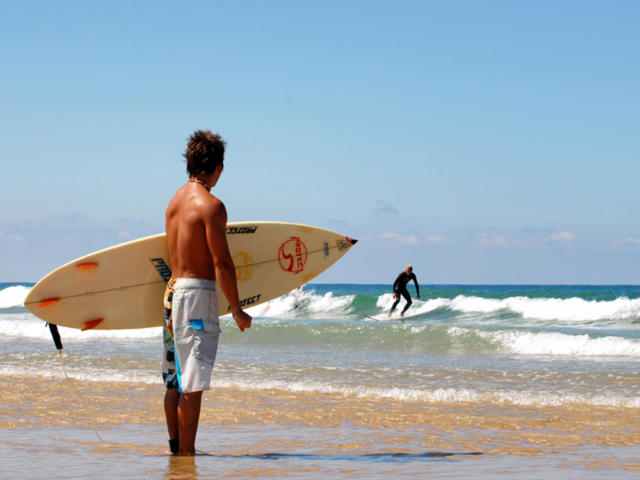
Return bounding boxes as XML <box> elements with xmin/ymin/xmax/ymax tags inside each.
<box><xmin>47</xmin><ymin>323</ymin><xmax>106</xmax><ymax>443</ymax></box>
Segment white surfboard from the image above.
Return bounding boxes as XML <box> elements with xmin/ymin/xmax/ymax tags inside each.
<box><xmin>365</xmin><ymin>311</ymin><xmax>423</xmax><ymax>321</ymax></box>
<box><xmin>24</xmin><ymin>222</ymin><xmax>357</xmax><ymax>330</ymax></box>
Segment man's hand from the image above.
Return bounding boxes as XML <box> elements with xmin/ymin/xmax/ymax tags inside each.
<box><xmin>232</xmin><ymin>309</ymin><xmax>252</xmax><ymax>332</ymax></box>
<box><xmin>393</xmin><ymin>293</ymin><xmax>397</xmax><ymax>299</ymax></box>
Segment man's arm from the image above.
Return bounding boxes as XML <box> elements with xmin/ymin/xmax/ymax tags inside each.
<box><xmin>204</xmin><ymin>200</ymin><xmax>252</xmax><ymax>332</ymax></box>
<box><xmin>412</xmin><ymin>273</ymin><xmax>420</xmax><ymax>298</ymax></box>
<box><xmin>392</xmin><ymin>274</ymin><xmax>401</xmax><ymax>292</ymax></box>
<box><xmin>392</xmin><ymin>274</ymin><xmax>401</xmax><ymax>298</ymax></box>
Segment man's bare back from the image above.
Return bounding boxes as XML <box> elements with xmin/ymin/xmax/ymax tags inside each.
<box><xmin>166</xmin><ymin>182</ymin><xmax>225</xmax><ymax>280</ymax></box>
<box><xmin>165</xmin><ymin>177</ymin><xmax>252</xmax><ymax>332</ymax></box>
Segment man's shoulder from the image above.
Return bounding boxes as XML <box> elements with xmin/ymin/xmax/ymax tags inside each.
<box><xmin>199</xmin><ymin>192</ymin><xmax>225</xmax><ymax>213</ymax></box>
<box><xmin>194</xmin><ymin>193</ymin><xmax>227</xmax><ymax>231</ymax></box>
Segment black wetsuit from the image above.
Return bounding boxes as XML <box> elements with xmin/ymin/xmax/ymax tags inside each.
<box><xmin>390</xmin><ymin>271</ymin><xmax>420</xmax><ymax>315</ymax></box>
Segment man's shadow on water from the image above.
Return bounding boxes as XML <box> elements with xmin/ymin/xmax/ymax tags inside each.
<box><xmin>196</xmin><ymin>450</ymin><xmax>483</xmax><ymax>463</ymax></box>
<box><xmin>247</xmin><ymin>451</ymin><xmax>482</xmax><ymax>462</ymax></box>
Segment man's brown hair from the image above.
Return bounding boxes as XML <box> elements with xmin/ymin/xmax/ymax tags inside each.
<box><xmin>184</xmin><ymin>130</ymin><xmax>226</xmax><ymax>176</ymax></box>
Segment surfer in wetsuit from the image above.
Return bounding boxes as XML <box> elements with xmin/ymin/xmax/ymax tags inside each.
<box><xmin>388</xmin><ymin>265</ymin><xmax>420</xmax><ymax>317</ymax></box>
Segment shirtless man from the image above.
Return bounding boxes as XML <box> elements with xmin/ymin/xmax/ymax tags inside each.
<box><xmin>162</xmin><ymin>130</ymin><xmax>252</xmax><ymax>456</ymax></box>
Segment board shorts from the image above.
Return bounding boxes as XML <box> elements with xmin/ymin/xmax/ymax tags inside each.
<box><xmin>162</xmin><ymin>278</ymin><xmax>221</xmax><ymax>394</ymax></box>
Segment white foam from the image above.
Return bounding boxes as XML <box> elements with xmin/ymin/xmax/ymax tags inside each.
<box><xmin>246</xmin><ymin>288</ymin><xmax>356</xmax><ymax>318</ymax></box>
<box><xmin>450</xmin><ymin>295</ymin><xmax>640</xmax><ymax>322</ymax></box>
<box><xmin>0</xmin><ymin>314</ymin><xmax>161</xmax><ymax>340</ymax></box>
<box><xmin>493</xmin><ymin>330</ymin><xmax>640</xmax><ymax>357</ymax></box>
<box><xmin>449</xmin><ymin>327</ymin><xmax>640</xmax><ymax>357</ymax></box>
<box><xmin>3</xmin><ymin>363</ymin><xmax>638</xmax><ymax>408</ymax></box>
<box><xmin>375</xmin><ymin>293</ymin><xmax>449</xmax><ymax>317</ymax></box>
<box><xmin>209</xmin><ymin>378</ymin><xmax>640</xmax><ymax>408</ymax></box>
<box><xmin>373</xmin><ymin>293</ymin><xmax>640</xmax><ymax>323</ymax></box>
<box><xmin>0</xmin><ymin>364</ymin><xmax>158</xmax><ymax>385</ymax></box>
<box><xmin>0</xmin><ymin>285</ymin><xmax>31</xmax><ymax>308</ymax></box>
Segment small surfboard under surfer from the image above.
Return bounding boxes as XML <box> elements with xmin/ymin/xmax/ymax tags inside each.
<box><xmin>388</xmin><ymin>265</ymin><xmax>420</xmax><ymax>318</ymax></box>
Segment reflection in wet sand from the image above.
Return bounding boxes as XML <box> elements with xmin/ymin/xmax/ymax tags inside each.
<box><xmin>2</xmin><ymin>375</ymin><xmax>639</xmax><ymax>464</ymax></box>
<box><xmin>165</xmin><ymin>455</ymin><xmax>197</xmax><ymax>480</ymax></box>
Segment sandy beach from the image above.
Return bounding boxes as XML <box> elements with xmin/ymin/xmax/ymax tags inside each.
<box><xmin>2</xmin><ymin>375</ymin><xmax>639</xmax><ymax>479</ymax></box>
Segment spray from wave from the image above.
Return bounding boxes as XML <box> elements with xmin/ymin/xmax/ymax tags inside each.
<box><xmin>448</xmin><ymin>327</ymin><xmax>640</xmax><ymax>357</ymax></box>
<box><xmin>447</xmin><ymin>295</ymin><xmax>640</xmax><ymax>322</ymax></box>
<box><xmin>245</xmin><ymin>287</ymin><xmax>356</xmax><ymax>318</ymax></box>
<box><xmin>0</xmin><ymin>285</ymin><xmax>31</xmax><ymax>309</ymax></box>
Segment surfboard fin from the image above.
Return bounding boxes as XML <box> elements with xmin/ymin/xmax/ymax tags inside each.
<box><xmin>76</xmin><ymin>262</ymin><xmax>98</xmax><ymax>270</ymax></box>
<box><xmin>38</xmin><ymin>298</ymin><xmax>61</xmax><ymax>308</ymax></box>
<box><xmin>82</xmin><ymin>318</ymin><xmax>104</xmax><ymax>331</ymax></box>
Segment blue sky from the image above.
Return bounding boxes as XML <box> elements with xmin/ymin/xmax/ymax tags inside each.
<box><xmin>1</xmin><ymin>1</ymin><xmax>638</xmax><ymax>283</ymax></box>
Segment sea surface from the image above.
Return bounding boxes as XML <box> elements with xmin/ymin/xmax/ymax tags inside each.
<box><xmin>1</xmin><ymin>282</ymin><xmax>639</xmax><ymax>478</ymax></box>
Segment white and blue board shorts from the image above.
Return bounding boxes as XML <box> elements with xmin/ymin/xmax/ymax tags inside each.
<box><xmin>162</xmin><ymin>278</ymin><xmax>221</xmax><ymax>394</ymax></box>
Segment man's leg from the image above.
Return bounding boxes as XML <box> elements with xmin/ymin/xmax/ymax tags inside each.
<box><xmin>164</xmin><ymin>388</ymin><xmax>180</xmax><ymax>453</ymax></box>
<box><xmin>400</xmin><ymin>289</ymin><xmax>412</xmax><ymax>316</ymax></box>
<box><xmin>177</xmin><ymin>391</ymin><xmax>203</xmax><ymax>456</ymax></box>
<box><xmin>389</xmin><ymin>293</ymin><xmax>401</xmax><ymax>316</ymax></box>
<box><xmin>162</xmin><ymin>280</ymin><xmax>179</xmax><ymax>453</ymax></box>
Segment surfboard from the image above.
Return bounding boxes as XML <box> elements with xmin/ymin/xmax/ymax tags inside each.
<box><xmin>24</xmin><ymin>222</ymin><xmax>357</xmax><ymax>330</ymax></box>
<box><xmin>365</xmin><ymin>311</ymin><xmax>423</xmax><ymax>321</ymax></box>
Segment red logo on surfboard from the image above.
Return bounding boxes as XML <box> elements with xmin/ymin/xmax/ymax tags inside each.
<box><xmin>278</xmin><ymin>237</ymin><xmax>308</xmax><ymax>274</ymax></box>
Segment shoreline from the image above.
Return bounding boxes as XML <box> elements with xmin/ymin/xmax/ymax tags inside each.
<box><xmin>3</xmin><ymin>376</ymin><xmax>639</xmax><ymax>460</ymax></box>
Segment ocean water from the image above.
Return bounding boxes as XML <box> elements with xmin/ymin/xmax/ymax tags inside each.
<box><xmin>2</xmin><ymin>282</ymin><xmax>640</xmax><ymax>478</ymax></box>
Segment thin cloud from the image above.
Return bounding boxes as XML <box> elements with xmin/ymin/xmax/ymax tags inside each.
<box><xmin>426</xmin><ymin>235</ymin><xmax>449</xmax><ymax>244</ymax></box>
<box><xmin>548</xmin><ymin>232</ymin><xmax>578</xmax><ymax>243</ymax></box>
<box><xmin>381</xmin><ymin>232</ymin><xmax>420</xmax><ymax>245</ymax></box>
<box><xmin>619</xmin><ymin>236</ymin><xmax>640</xmax><ymax>245</ymax></box>
<box><xmin>375</xmin><ymin>199</ymin><xmax>398</xmax><ymax>215</ymax></box>
<box><xmin>474</xmin><ymin>232</ymin><xmax>507</xmax><ymax>247</ymax></box>
<box><xmin>609</xmin><ymin>236</ymin><xmax>640</xmax><ymax>248</ymax></box>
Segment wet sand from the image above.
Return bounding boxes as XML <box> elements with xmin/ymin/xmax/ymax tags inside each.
<box><xmin>2</xmin><ymin>376</ymin><xmax>639</xmax><ymax>478</ymax></box>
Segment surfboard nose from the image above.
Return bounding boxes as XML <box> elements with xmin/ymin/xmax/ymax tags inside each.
<box><xmin>347</xmin><ymin>237</ymin><xmax>358</xmax><ymax>245</ymax></box>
